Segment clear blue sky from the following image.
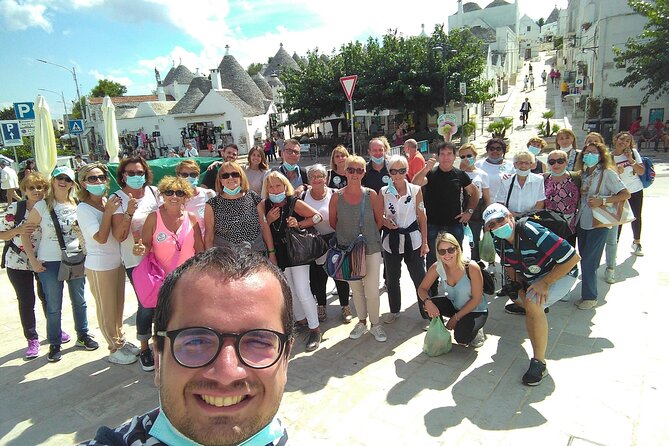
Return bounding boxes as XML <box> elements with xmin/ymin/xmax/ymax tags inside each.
<box><xmin>0</xmin><ymin>0</ymin><xmax>567</xmax><ymax>118</ymax></box>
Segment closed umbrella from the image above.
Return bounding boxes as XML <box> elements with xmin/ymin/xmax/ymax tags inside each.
<box><xmin>34</xmin><ymin>95</ymin><xmax>57</xmax><ymax>175</ymax></box>
<box><xmin>101</xmin><ymin>95</ymin><xmax>120</xmax><ymax>163</ymax></box>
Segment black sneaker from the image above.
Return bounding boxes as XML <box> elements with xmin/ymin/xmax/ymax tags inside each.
<box><xmin>140</xmin><ymin>349</ymin><xmax>155</xmax><ymax>372</ymax></box>
<box><xmin>504</xmin><ymin>303</ymin><xmax>549</xmax><ymax>315</ymax></box>
<box><xmin>76</xmin><ymin>334</ymin><xmax>99</xmax><ymax>351</ymax></box>
<box><xmin>47</xmin><ymin>345</ymin><xmax>62</xmax><ymax>362</ymax></box>
<box><xmin>522</xmin><ymin>358</ymin><xmax>548</xmax><ymax>386</ymax></box>
<box><xmin>305</xmin><ymin>331</ymin><xmax>322</xmax><ymax>352</ymax></box>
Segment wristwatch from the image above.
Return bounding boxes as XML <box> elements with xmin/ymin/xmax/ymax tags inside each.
<box><xmin>466</xmin><ymin>208</ymin><xmax>474</xmax><ymax>214</ymax></box>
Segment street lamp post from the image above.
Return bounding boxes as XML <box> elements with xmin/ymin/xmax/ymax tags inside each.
<box><xmin>433</xmin><ymin>45</ymin><xmax>457</xmax><ymax>114</ymax></box>
<box><xmin>36</xmin><ymin>59</ymin><xmax>86</xmax><ymax>121</ymax></box>
<box><xmin>38</xmin><ymin>88</ymin><xmax>82</xmax><ymax>154</ymax></box>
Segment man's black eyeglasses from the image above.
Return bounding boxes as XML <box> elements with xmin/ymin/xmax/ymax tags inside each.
<box><xmin>156</xmin><ymin>327</ymin><xmax>290</xmax><ymax>369</ymax></box>
<box><xmin>178</xmin><ymin>172</ymin><xmax>199</xmax><ymax>178</ymax></box>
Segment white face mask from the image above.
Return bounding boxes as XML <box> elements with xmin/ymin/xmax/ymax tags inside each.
<box><xmin>516</xmin><ymin>168</ymin><xmax>530</xmax><ymax>177</ymax></box>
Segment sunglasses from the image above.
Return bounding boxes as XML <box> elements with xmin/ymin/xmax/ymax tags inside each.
<box><xmin>162</xmin><ymin>190</ymin><xmax>187</xmax><ymax>197</ymax></box>
<box><xmin>346</xmin><ymin>167</ymin><xmax>365</xmax><ymax>175</ymax></box>
<box><xmin>55</xmin><ymin>175</ymin><xmax>73</xmax><ymax>183</ymax></box>
<box><xmin>27</xmin><ymin>185</ymin><xmax>45</xmax><ymax>192</ymax></box>
<box><xmin>124</xmin><ymin>171</ymin><xmax>145</xmax><ymax>177</ymax></box>
<box><xmin>220</xmin><ymin>172</ymin><xmax>241</xmax><ymax>180</ymax></box>
<box><xmin>437</xmin><ymin>247</ymin><xmax>457</xmax><ymax>255</ymax></box>
<box><xmin>86</xmin><ymin>174</ymin><xmax>107</xmax><ymax>183</ymax></box>
<box><xmin>548</xmin><ymin>159</ymin><xmax>566</xmax><ymax>165</ymax></box>
<box><xmin>459</xmin><ymin>154</ymin><xmax>474</xmax><ymax>159</ymax></box>
<box><xmin>389</xmin><ymin>168</ymin><xmax>407</xmax><ymax>175</ymax></box>
<box><xmin>487</xmin><ymin>146</ymin><xmax>503</xmax><ymax>152</ymax></box>
<box><xmin>178</xmin><ymin>172</ymin><xmax>199</xmax><ymax>178</ymax></box>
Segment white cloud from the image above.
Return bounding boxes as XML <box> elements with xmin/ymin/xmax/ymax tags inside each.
<box><xmin>0</xmin><ymin>0</ymin><xmax>52</xmax><ymax>32</ymax></box>
<box><xmin>88</xmin><ymin>69</ymin><xmax>134</xmax><ymax>88</ymax></box>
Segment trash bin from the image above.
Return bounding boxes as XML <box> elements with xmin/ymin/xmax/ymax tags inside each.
<box><xmin>586</xmin><ymin>118</ymin><xmax>601</xmax><ymax>133</ymax></box>
<box><xmin>600</xmin><ymin>118</ymin><xmax>616</xmax><ymax>145</ymax></box>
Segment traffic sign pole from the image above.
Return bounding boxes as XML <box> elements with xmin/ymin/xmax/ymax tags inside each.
<box><xmin>339</xmin><ymin>75</ymin><xmax>358</xmax><ymax>155</ymax></box>
<box><xmin>350</xmin><ymin>99</ymin><xmax>355</xmax><ymax>155</ymax></box>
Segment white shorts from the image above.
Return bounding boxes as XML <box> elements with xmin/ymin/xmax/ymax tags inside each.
<box><xmin>527</xmin><ymin>269</ymin><xmax>578</xmax><ymax>308</ymax></box>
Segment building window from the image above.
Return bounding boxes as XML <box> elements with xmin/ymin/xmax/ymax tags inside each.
<box><xmin>527</xmin><ymin>26</ymin><xmax>531</xmax><ymax>32</ymax></box>
<box><xmin>226</xmin><ymin>120</ymin><xmax>232</xmax><ymax>131</ymax></box>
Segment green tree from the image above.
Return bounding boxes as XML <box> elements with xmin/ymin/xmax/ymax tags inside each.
<box><xmin>71</xmin><ymin>97</ymin><xmax>86</xmax><ymax>119</ymax></box>
<box><xmin>0</xmin><ymin>106</ymin><xmax>16</xmax><ymax>120</ymax></box>
<box><xmin>90</xmin><ymin>79</ymin><xmax>127</xmax><ymax>97</ymax></box>
<box><xmin>247</xmin><ymin>62</ymin><xmax>263</xmax><ymax>76</ymax></box>
<box><xmin>537</xmin><ymin>17</ymin><xmax>545</xmax><ymax>32</ymax></box>
<box><xmin>612</xmin><ymin>0</ymin><xmax>669</xmax><ymax>104</ymax></box>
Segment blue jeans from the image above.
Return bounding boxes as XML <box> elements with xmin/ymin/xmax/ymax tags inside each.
<box><xmin>469</xmin><ymin>220</ymin><xmax>483</xmax><ymax>262</ymax></box>
<box><xmin>577</xmin><ymin>226</ymin><xmax>609</xmax><ymax>301</ymax></box>
<box><xmin>126</xmin><ymin>267</ymin><xmax>155</xmax><ymax>342</ymax></box>
<box><xmin>426</xmin><ymin>223</ymin><xmax>464</xmax><ymax>296</ymax></box>
<box><xmin>604</xmin><ymin>225</ymin><xmax>618</xmax><ymax>269</ymax></box>
<box><xmin>38</xmin><ymin>261</ymin><xmax>88</xmax><ymax>346</ymax></box>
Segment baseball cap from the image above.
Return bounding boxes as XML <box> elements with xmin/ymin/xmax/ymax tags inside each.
<box><xmin>482</xmin><ymin>203</ymin><xmax>510</xmax><ymax>227</ymax></box>
<box><xmin>52</xmin><ymin>166</ymin><xmax>76</xmax><ymax>181</ymax></box>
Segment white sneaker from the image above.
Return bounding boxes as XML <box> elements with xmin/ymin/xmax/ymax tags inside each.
<box><xmin>382</xmin><ymin>312</ymin><xmax>400</xmax><ymax>324</ymax></box>
<box><xmin>468</xmin><ymin>329</ymin><xmax>486</xmax><ymax>348</ymax></box>
<box><xmin>631</xmin><ymin>243</ymin><xmax>644</xmax><ymax>256</ymax></box>
<box><xmin>349</xmin><ymin>322</ymin><xmax>368</xmax><ymax>340</ymax></box>
<box><xmin>605</xmin><ymin>267</ymin><xmax>616</xmax><ymax>284</ymax></box>
<box><xmin>369</xmin><ymin>324</ymin><xmax>387</xmax><ymax>342</ymax></box>
<box><xmin>108</xmin><ymin>348</ymin><xmax>138</xmax><ymax>365</ymax></box>
<box><xmin>121</xmin><ymin>342</ymin><xmax>141</xmax><ymax>356</ymax></box>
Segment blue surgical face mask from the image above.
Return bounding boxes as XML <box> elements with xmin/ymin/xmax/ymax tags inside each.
<box><xmin>269</xmin><ymin>192</ymin><xmax>286</xmax><ymax>203</ymax></box>
<box><xmin>583</xmin><ymin>153</ymin><xmax>600</xmax><ymax>167</ymax></box>
<box><xmin>487</xmin><ymin>155</ymin><xmax>503</xmax><ymax>163</ymax></box>
<box><xmin>126</xmin><ymin>175</ymin><xmax>145</xmax><ymax>189</ymax></box>
<box><xmin>186</xmin><ymin>176</ymin><xmax>198</xmax><ymax>187</ymax></box>
<box><xmin>371</xmin><ymin>155</ymin><xmax>385</xmax><ymax>164</ymax></box>
<box><xmin>550</xmin><ymin>167</ymin><xmax>566</xmax><ymax>177</ymax></box>
<box><xmin>282</xmin><ymin>162</ymin><xmax>298</xmax><ymax>171</ymax></box>
<box><xmin>85</xmin><ymin>183</ymin><xmax>107</xmax><ymax>197</ymax></box>
<box><xmin>528</xmin><ymin>146</ymin><xmax>541</xmax><ymax>156</ymax></box>
<box><xmin>492</xmin><ymin>222</ymin><xmax>513</xmax><ymax>239</ymax></box>
<box><xmin>516</xmin><ymin>168</ymin><xmax>530</xmax><ymax>177</ymax></box>
<box><xmin>223</xmin><ymin>185</ymin><xmax>241</xmax><ymax>195</ymax></box>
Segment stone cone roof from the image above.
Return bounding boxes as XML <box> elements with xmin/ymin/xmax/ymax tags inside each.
<box><xmin>162</xmin><ymin>67</ymin><xmax>176</xmax><ymax>85</ymax></box>
<box><xmin>266</xmin><ymin>75</ymin><xmax>284</xmax><ymax>88</ymax></box>
<box><xmin>463</xmin><ymin>2</ymin><xmax>481</xmax><ymax>12</ymax></box>
<box><xmin>169</xmin><ymin>76</ymin><xmax>211</xmax><ymax>114</ymax></box>
<box><xmin>218</xmin><ymin>54</ymin><xmax>266</xmax><ymax>115</ymax></box>
<box><xmin>164</xmin><ymin>64</ymin><xmax>195</xmax><ymax>85</ymax></box>
<box><xmin>263</xmin><ymin>44</ymin><xmax>300</xmax><ymax>77</ymax></box>
<box><xmin>485</xmin><ymin>0</ymin><xmax>510</xmax><ymax>8</ymax></box>
<box><xmin>546</xmin><ymin>7</ymin><xmax>559</xmax><ymax>24</ymax></box>
<box><xmin>252</xmin><ymin>73</ymin><xmax>273</xmax><ymax>100</ymax></box>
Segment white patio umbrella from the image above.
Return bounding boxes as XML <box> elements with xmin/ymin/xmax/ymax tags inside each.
<box><xmin>101</xmin><ymin>95</ymin><xmax>120</xmax><ymax>163</ymax></box>
<box><xmin>34</xmin><ymin>95</ymin><xmax>57</xmax><ymax>175</ymax></box>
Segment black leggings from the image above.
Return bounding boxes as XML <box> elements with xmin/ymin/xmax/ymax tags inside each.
<box><xmin>309</xmin><ymin>262</ymin><xmax>349</xmax><ymax>307</ymax></box>
<box><xmin>7</xmin><ymin>268</ymin><xmax>47</xmax><ymax>341</ymax></box>
<box><xmin>429</xmin><ymin>296</ymin><xmax>488</xmax><ymax>344</ymax></box>
<box><xmin>618</xmin><ymin>189</ymin><xmax>643</xmax><ymax>241</ymax></box>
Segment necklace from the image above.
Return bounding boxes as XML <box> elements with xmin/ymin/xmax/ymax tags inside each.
<box><xmin>270</xmin><ymin>203</ymin><xmax>285</xmax><ymax>232</ymax></box>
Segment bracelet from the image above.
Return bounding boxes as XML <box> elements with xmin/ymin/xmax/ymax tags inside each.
<box><xmin>268</xmin><ymin>249</ymin><xmax>276</xmax><ymax>254</ymax></box>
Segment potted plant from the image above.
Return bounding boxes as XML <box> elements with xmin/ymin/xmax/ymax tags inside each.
<box><xmin>536</xmin><ymin>110</ymin><xmax>561</xmax><ymax>149</ymax></box>
<box><xmin>460</xmin><ymin>121</ymin><xmax>476</xmax><ymax>143</ymax></box>
<box><xmin>486</xmin><ymin>117</ymin><xmax>513</xmax><ymax>139</ymax></box>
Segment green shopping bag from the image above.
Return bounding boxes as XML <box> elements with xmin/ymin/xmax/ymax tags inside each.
<box><xmin>423</xmin><ymin>317</ymin><xmax>452</xmax><ymax>357</ymax></box>
<box><xmin>480</xmin><ymin>230</ymin><xmax>497</xmax><ymax>264</ymax></box>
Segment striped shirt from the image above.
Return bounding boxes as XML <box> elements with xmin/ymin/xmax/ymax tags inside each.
<box><xmin>496</xmin><ymin>220</ymin><xmax>576</xmax><ymax>282</ymax></box>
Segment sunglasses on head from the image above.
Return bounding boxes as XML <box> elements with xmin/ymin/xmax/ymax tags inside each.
<box><xmin>460</xmin><ymin>154</ymin><xmax>474</xmax><ymax>159</ymax></box>
<box><xmin>178</xmin><ymin>172</ymin><xmax>199</xmax><ymax>178</ymax></box>
<box><xmin>86</xmin><ymin>174</ymin><xmax>107</xmax><ymax>183</ymax></box>
<box><xmin>346</xmin><ymin>167</ymin><xmax>365</xmax><ymax>175</ymax></box>
<box><xmin>548</xmin><ymin>159</ymin><xmax>566</xmax><ymax>165</ymax></box>
<box><xmin>220</xmin><ymin>172</ymin><xmax>241</xmax><ymax>179</ymax></box>
<box><xmin>437</xmin><ymin>247</ymin><xmax>457</xmax><ymax>255</ymax></box>
<box><xmin>162</xmin><ymin>190</ymin><xmax>187</xmax><ymax>197</ymax></box>
<box><xmin>124</xmin><ymin>170</ymin><xmax>145</xmax><ymax>177</ymax></box>
<box><xmin>389</xmin><ymin>168</ymin><xmax>407</xmax><ymax>175</ymax></box>
<box><xmin>55</xmin><ymin>175</ymin><xmax>73</xmax><ymax>183</ymax></box>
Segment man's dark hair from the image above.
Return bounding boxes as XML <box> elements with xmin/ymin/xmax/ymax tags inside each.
<box><xmin>116</xmin><ymin>156</ymin><xmax>153</xmax><ymax>187</ymax></box>
<box><xmin>224</xmin><ymin>144</ymin><xmax>239</xmax><ymax>152</ymax></box>
<box><xmin>437</xmin><ymin>141</ymin><xmax>457</xmax><ymax>156</ymax></box>
<box><xmin>153</xmin><ymin>246</ymin><xmax>294</xmax><ymax>352</ymax></box>
<box><xmin>485</xmin><ymin>138</ymin><xmax>507</xmax><ymax>154</ymax></box>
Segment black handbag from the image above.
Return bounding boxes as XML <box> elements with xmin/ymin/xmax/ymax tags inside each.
<box><xmin>50</xmin><ymin>209</ymin><xmax>86</xmax><ymax>281</ymax></box>
<box><xmin>285</xmin><ymin>198</ymin><xmax>327</xmax><ymax>266</ymax></box>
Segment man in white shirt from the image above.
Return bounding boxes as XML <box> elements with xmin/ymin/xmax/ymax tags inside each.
<box><xmin>183</xmin><ymin>142</ymin><xmax>198</xmax><ymax>157</ymax></box>
<box><xmin>0</xmin><ymin>160</ymin><xmax>21</xmax><ymax>206</ymax></box>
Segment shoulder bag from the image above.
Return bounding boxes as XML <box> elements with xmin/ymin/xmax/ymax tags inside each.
<box><xmin>50</xmin><ymin>209</ymin><xmax>86</xmax><ymax>281</ymax></box>
<box><xmin>591</xmin><ymin>170</ymin><xmax>635</xmax><ymax>228</ymax></box>
<box><xmin>285</xmin><ymin>196</ymin><xmax>327</xmax><ymax>266</ymax></box>
<box><xmin>325</xmin><ymin>191</ymin><xmax>368</xmax><ymax>281</ymax></box>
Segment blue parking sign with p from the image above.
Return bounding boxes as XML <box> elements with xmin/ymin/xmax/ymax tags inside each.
<box><xmin>14</xmin><ymin>102</ymin><xmax>35</xmax><ymax>120</ymax></box>
<box><xmin>0</xmin><ymin>120</ymin><xmax>23</xmax><ymax>146</ymax></box>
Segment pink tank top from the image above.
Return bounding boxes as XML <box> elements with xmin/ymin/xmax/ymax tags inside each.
<box><xmin>152</xmin><ymin>209</ymin><xmax>195</xmax><ymax>274</ymax></box>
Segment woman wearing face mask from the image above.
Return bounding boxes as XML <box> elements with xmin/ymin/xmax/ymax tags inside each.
<box><xmin>417</xmin><ymin>232</ymin><xmax>487</xmax><ymax>348</ymax></box>
<box><xmin>260</xmin><ymin>171</ymin><xmax>323</xmax><ymax>352</ymax></box>
<box><xmin>328</xmin><ymin>145</ymin><xmax>350</xmax><ymax>190</ymax></box>
<box><xmin>495</xmin><ymin>150</ymin><xmax>545</xmax><ymax>215</ymax></box>
<box><xmin>458</xmin><ymin>144</ymin><xmax>491</xmax><ymax>261</ymax></box>
<box><xmin>76</xmin><ymin>163</ymin><xmax>137</xmax><ymax>365</ymax></box>
<box><xmin>574</xmin><ymin>142</ymin><xmax>629</xmax><ymax>310</ymax></box>
<box><xmin>175</xmin><ymin>160</ymin><xmax>215</xmax><ymax>239</ymax></box>
<box><xmin>556</xmin><ymin>129</ymin><xmax>582</xmax><ymax>171</ymax></box>
<box><xmin>475</xmin><ymin>138</ymin><xmax>514</xmax><ymax>202</ymax></box>
<box><xmin>245</xmin><ymin>146</ymin><xmax>270</xmax><ymax>195</ymax></box>
<box><xmin>111</xmin><ymin>156</ymin><xmax>160</xmax><ymax>372</ymax></box>
<box><xmin>527</xmin><ymin>137</ymin><xmax>548</xmax><ymax>174</ymax></box>
<box><xmin>204</xmin><ymin>162</ymin><xmax>273</xmax><ymax>260</ymax></box>
<box><xmin>543</xmin><ymin>150</ymin><xmax>580</xmax><ymax>247</ymax></box>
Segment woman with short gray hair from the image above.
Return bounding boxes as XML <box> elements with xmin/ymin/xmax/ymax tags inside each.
<box><xmin>495</xmin><ymin>150</ymin><xmax>546</xmax><ymax>215</ymax></box>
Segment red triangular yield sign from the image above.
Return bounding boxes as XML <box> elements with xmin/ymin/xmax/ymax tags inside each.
<box><xmin>340</xmin><ymin>75</ymin><xmax>358</xmax><ymax>101</ymax></box>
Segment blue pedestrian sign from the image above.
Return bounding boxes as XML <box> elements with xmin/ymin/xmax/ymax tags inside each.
<box><xmin>14</xmin><ymin>102</ymin><xmax>35</xmax><ymax>120</ymax></box>
<box><xmin>0</xmin><ymin>120</ymin><xmax>23</xmax><ymax>147</ymax></box>
<box><xmin>69</xmin><ymin>119</ymin><xmax>84</xmax><ymax>135</ymax></box>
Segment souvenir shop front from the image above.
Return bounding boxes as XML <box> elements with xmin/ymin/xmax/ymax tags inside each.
<box><xmin>119</xmin><ymin>129</ymin><xmax>165</xmax><ymax>159</ymax></box>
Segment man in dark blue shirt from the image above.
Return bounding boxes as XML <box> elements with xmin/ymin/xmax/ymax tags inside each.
<box><xmin>484</xmin><ymin>203</ymin><xmax>580</xmax><ymax>386</ymax></box>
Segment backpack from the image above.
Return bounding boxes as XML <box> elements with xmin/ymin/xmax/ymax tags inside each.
<box><xmin>517</xmin><ymin>209</ymin><xmax>573</xmax><ymax>245</ymax></box>
<box><xmin>1</xmin><ymin>200</ymin><xmax>28</xmax><ymax>269</ymax></box>
<box><xmin>639</xmin><ymin>156</ymin><xmax>655</xmax><ymax>188</ymax></box>
<box><xmin>465</xmin><ymin>260</ymin><xmax>496</xmax><ymax>295</ymax></box>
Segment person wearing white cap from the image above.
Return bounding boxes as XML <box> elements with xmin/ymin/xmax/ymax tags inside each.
<box><xmin>483</xmin><ymin>203</ymin><xmax>580</xmax><ymax>386</ymax></box>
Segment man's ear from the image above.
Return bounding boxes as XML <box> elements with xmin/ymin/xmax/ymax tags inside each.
<box><xmin>153</xmin><ymin>338</ymin><xmax>161</xmax><ymax>388</ymax></box>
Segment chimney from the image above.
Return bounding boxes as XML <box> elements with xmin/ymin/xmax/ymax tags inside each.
<box><xmin>210</xmin><ymin>69</ymin><xmax>222</xmax><ymax>90</ymax></box>
<box><xmin>157</xmin><ymin>83</ymin><xmax>167</xmax><ymax>101</ymax></box>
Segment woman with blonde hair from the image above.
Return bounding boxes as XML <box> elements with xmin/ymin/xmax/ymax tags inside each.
<box><xmin>329</xmin><ymin>156</ymin><xmax>385</xmax><ymax>342</ymax></box>
<box><xmin>76</xmin><ymin>163</ymin><xmax>137</xmax><ymax>365</ymax></box>
<box><xmin>260</xmin><ymin>171</ymin><xmax>323</xmax><ymax>351</ymax></box>
<box><xmin>23</xmin><ymin>166</ymin><xmax>98</xmax><ymax>362</ymax></box>
<box><xmin>328</xmin><ymin>145</ymin><xmax>350</xmax><ymax>189</ymax></box>
<box><xmin>0</xmin><ymin>173</ymin><xmax>50</xmax><ymax>359</ymax></box>
<box><xmin>527</xmin><ymin>137</ymin><xmax>548</xmax><ymax>174</ymax></box>
<box><xmin>556</xmin><ymin>128</ymin><xmax>582</xmax><ymax>171</ymax></box>
<box><xmin>204</xmin><ymin>161</ymin><xmax>272</xmax><ymax>256</ymax></box>
<box><xmin>245</xmin><ymin>145</ymin><xmax>270</xmax><ymax>195</ymax></box>
<box><xmin>417</xmin><ymin>232</ymin><xmax>487</xmax><ymax>348</ymax></box>
<box><xmin>175</xmin><ymin>159</ymin><xmax>215</xmax><ymax>238</ymax></box>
